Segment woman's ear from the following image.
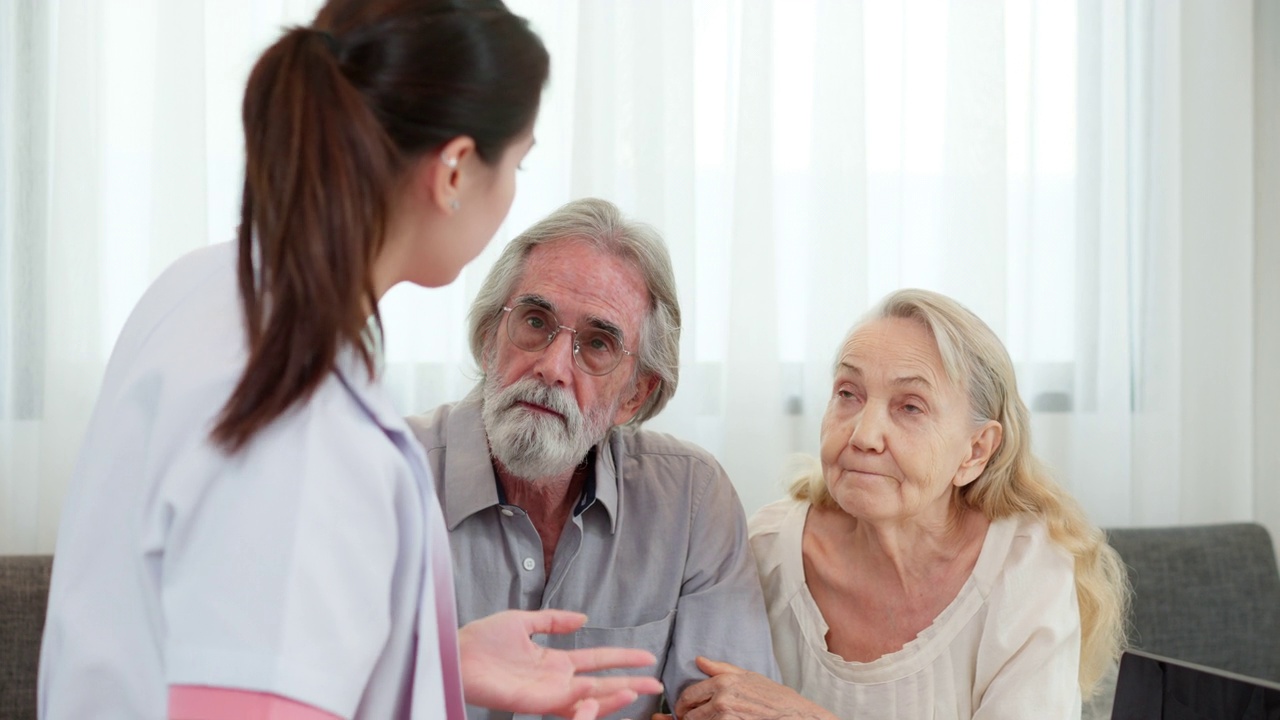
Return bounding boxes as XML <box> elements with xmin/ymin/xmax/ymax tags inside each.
<box><xmin>428</xmin><ymin>136</ymin><xmax>477</xmax><ymax>214</ymax></box>
<box><xmin>954</xmin><ymin>420</ymin><xmax>1002</xmax><ymax>487</ymax></box>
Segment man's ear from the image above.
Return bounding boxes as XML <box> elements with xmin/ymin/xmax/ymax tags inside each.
<box><xmin>613</xmin><ymin>375</ymin><xmax>659</xmax><ymax>426</ymax></box>
<box><xmin>953</xmin><ymin>420</ymin><xmax>1002</xmax><ymax>487</ymax></box>
<box><xmin>427</xmin><ymin>136</ymin><xmax>477</xmax><ymax>214</ymax></box>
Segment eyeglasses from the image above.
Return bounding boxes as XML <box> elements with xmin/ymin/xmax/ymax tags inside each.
<box><xmin>501</xmin><ymin>302</ymin><xmax>635</xmax><ymax>376</ymax></box>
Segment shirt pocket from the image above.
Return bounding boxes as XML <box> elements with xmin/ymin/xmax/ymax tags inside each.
<box><xmin>574</xmin><ymin>610</ymin><xmax>676</xmax><ymax>676</ymax></box>
<box><xmin>573</xmin><ymin>611</ymin><xmax>676</xmax><ymax>719</ymax></box>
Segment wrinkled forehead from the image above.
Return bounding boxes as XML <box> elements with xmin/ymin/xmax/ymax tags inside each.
<box><xmin>512</xmin><ymin>239</ymin><xmax>651</xmax><ymax>336</ymax></box>
<box><xmin>836</xmin><ymin>317</ymin><xmax>959</xmax><ymax>390</ymax></box>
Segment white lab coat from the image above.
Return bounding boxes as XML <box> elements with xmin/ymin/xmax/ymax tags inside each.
<box><xmin>38</xmin><ymin>242</ymin><xmax>460</xmax><ymax>719</ymax></box>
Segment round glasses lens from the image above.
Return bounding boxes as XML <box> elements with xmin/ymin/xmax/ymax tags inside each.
<box><xmin>575</xmin><ymin>328</ymin><xmax>623</xmax><ymax>374</ymax></box>
<box><xmin>509</xmin><ymin>304</ymin><xmax>556</xmax><ymax>351</ymax></box>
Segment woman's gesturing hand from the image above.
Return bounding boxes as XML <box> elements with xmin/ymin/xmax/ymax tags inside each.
<box><xmin>656</xmin><ymin>656</ymin><xmax>836</xmax><ymax>720</ymax></box>
<box><xmin>459</xmin><ymin>609</ymin><xmax>664</xmax><ymax>719</ymax></box>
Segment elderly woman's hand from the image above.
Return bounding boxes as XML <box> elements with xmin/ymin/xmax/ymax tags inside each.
<box><xmin>656</xmin><ymin>656</ymin><xmax>837</xmax><ymax>720</ymax></box>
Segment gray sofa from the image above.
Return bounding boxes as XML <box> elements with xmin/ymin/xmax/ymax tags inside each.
<box><xmin>1079</xmin><ymin>523</ymin><xmax>1280</xmax><ymax>719</ymax></box>
<box><xmin>1106</xmin><ymin>523</ymin><xmax>1280</xmax><ymax>681</ymax></box>
<box><xmin>0</xmin><ymin>556</ymin><xmax>50</xmax><ymax>720</ymax></box>
<box><xmin>3</xmin><ymin>524</ymin><xmax>1278</xmax><ymax>719</ymax></box>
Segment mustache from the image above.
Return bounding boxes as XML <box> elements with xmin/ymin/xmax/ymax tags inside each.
<box><xmin>490</xmin><ymin>377</ymin><xmax>580</xmax><ymax>423</ymax></box>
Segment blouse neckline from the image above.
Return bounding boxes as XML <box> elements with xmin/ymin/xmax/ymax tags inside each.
<box><xmin>778</xmin><ymin>499</ymin><xmax>1019</xmax><ymax>684</ymax></box>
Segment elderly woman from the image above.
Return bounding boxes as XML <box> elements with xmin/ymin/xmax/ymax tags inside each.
<box><xmin>672</xmin><ymin>289</ymin><xmax>1129</xmax><ymax>720</ymax></box>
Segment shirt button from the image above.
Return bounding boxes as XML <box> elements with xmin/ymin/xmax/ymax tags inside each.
<box><xmin>500</xmin><ymin>508</ymin><xmax>514</xmax><ymax>517</ymax></box>
<box><xmin>522</xmin><ymin>557</ymin><xmax>536</xmax><ymax>571</ymax></box>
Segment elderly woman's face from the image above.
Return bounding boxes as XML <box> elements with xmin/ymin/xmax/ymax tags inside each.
<box><xmin>820</xmin><ymin>317</ymin><xmax>994</xmax><ymax>525</ymax></box>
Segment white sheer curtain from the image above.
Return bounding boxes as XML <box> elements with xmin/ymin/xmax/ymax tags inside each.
<box><xmin>0</xmin><ymin>0</ymin><xmax>1270</xmax><ymax>554</ymax></box>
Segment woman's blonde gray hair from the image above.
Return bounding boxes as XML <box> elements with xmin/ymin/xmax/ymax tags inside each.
<box><xmin>790</xmin><ymin>288</ymin><xmax>1130</xmax><ymax>696</ymax></box>
<box><xmin>467</xmin><ymin>197</ymin><xmax>681</xmax><ymax>425</ymax></box>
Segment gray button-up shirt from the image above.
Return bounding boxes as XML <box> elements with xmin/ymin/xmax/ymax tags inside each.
<box><xmin>406</xmin><ymin>387</ymin><xmax>779</xmax><ymax>720</ymax></box>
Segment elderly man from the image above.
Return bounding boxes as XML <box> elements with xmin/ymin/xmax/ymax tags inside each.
<box><xmin>406</xmin><ymin>198</ymin><xmax>778</xmax><ymax>719</ymax></box>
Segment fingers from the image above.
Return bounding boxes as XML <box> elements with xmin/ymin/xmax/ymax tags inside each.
<box><xmin>567</xmin><ymin>646</ymin><xmax>659</xmax><ymax>673</ymax></box>
<box><xmin>572</xmin><ymin>698</ymin><xmax>600</xmax><ymax>720</ymax></box>
<box><xmin>517</xmin><ymin>608</ymin><xmax>590</xmax><ymax>635</ymax></box>
<box><xmin>673</xmin><ymin>677</ymin><xmax>715</xmax><ymax>717</ymax></box>
<box><xmin>674</xmin><ymin>657</ymin><xmax>745</xmax><ymax>715</ymax></box>
<box><xmin>695</xmin><ymin>656</ymin><xmax>745</xmax><ymax>677</ymax></box>
<box><xmin>572</xmin><ymin>675</ymin><xmax>664</xmax><ymax>700</ymax></box>
<box><xmin>591</xmin><ymin>689</ymin><xmax>641</xmax><ymax>717</ymax></box>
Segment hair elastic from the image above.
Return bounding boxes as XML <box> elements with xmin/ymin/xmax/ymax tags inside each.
<box><xmin>311</xmin><ymin>28</ymin><xmax>341</xmax><ymax>56</ymax></box>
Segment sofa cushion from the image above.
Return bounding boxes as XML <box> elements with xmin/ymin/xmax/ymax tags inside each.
<box><xmin>0</xmin><ymin>555</ymin><xmax>52</xmax><ymax>720</ymax></box>
<box><xmin>1106</xmin><ymin>523</ymin><xmax>1280</xmax><ymax>682</ymax></box>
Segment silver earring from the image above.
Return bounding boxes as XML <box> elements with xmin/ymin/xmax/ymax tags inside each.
<box><xmin>442</xmin><ymin>155</ymin><xmax>458</xmax><ymax>169</ymax></box>
<box><xmin>449</xmin><ymin>199</ymin><xmax>461</xmax><ymax>211</ymax></box>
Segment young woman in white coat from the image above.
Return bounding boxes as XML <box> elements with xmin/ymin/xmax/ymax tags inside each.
<box><xmin>38</xmin><ymin>2</ymin><xmax>661</xmax><ymax>719</ymax></box>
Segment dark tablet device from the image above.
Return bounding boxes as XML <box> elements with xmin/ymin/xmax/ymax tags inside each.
<box><xmin>1111</xmin><ymin>649</ymin><xmax>1280</xmax><ymax>719</ymax></box>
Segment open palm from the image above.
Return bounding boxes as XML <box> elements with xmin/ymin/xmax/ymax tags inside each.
<box><xmin>459</xmin><ymin>609</ymin><xmax>665</xmax><ymax>718</ymax></box>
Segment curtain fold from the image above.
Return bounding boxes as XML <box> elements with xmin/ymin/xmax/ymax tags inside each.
<box><xmin>0</xmin><ymin>0</ymin><xmax>1264</xmax><ymax>553</ymax></box>
<box><xmin>1255</xmin><ymin>0</ymin><xmax>1280</xmax><ymax>552</ymax></box>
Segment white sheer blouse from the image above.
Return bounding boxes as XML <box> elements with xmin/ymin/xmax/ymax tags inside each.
<box><xmin>749</xmin><ymin>498</ymin><xmax>1082</xmax><ymax>720</ymax></box>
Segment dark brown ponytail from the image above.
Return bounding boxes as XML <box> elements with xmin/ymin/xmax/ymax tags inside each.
<box><xmin>212</xmin><ymin>0</ymin><xmax>548</xmax><ymax>452</ymax></box>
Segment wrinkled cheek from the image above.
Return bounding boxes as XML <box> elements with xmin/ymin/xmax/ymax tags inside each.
<box><xmin>491</xmin><ymin>351</ymin><xmax>533</xmax><ymax>387</ymax></box>
<box><xmin>818</xmin><ymin>420</ymin><xmax>846</xmax><ymax>466</ymax></box>
<box><xmin>827</xmin><ymin>473</ymin><xmax>881</xmax><ymax>519</ymax></box>
<box><xmin>927</xmin><ymin>453</ymin><xmax>960</xmax><ymax>487</ymax></box>
<box><xmin>826</xmin><ymin>470</ymin><xmax>871</xmax><ymax>515</ymax></box>
<box><xmin>823</xmin><ymin>463</ymin><xmax>844</xmax><ymax>491</ymax></box>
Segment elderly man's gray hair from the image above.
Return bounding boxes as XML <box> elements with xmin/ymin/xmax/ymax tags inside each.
<box><xmin>467</xmin><ymin>197</ymin><xmax>681</xmax><ymax>425</ymax></box>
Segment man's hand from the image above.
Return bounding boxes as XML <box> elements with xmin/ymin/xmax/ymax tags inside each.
<box><xmin>459</xmin><ymin>609</ymin><xmax>664</xmax><ymax>719</ymax></box>
<box><xmin>654</xmin><ymin>656</ymin><xmax>835</xmax><ymax>720</ymax></box>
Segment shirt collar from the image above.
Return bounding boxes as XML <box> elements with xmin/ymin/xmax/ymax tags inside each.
<box><xmin>441</xmin><ymin>384</ymin><xmax>619</xmax><ymax>533</ymax></box>
<box><xmin>441</xmin><ymin>387</ymin><xmax>502</xmax><ymax>530</ymax></box>
<box><xmin>491</xmin><ymin>448</ymin><xmax>599</xmax><ymax>518</ymax></box>
<box><xmin>592</xmin><ymin>432</ymin><xmax>620</xmax><ymax>533</ymax></box>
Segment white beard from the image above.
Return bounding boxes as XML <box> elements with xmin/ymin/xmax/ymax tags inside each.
<box><xmin>481</xmin><ymin>375</ymin><xmax>616</xmax><ymax>481</ymax></box>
